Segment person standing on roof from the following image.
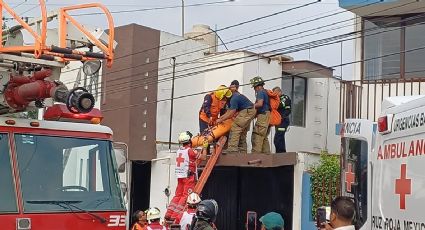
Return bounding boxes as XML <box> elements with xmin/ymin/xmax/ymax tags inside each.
<box><xmin>199</xmin><ymin>85</ymin><xmax>232</xmax><ymax>133</ymax></box>
<box><xmin>178</xmin><ymin>192</ymin><xmax>202</xmax><ymax>230</ymax></box>
<box><xmin>250</xmin><ymin>76</ymin><xmax>271</xmax><ymax>153</ymax></box>
<box><xmin>190</xmin><ymin>199</ymin><xmax>219</xmax><ymax>230</ymax></box>
<box><xmin>146</xmin><ymin>207</ymin><xmax>167</xmax><ymax>230</ymax></box>
<box><xmin>165</xmin><ymin>131</ymin><xmax>208</xmax><ymax>222</ymax></box>
<box><xmin>272</xmin><ymin>87</ymin><xmax>291</xmax><ymax>153</ymax></box>
<box><xmin>216</xmin><ymin>80</ymin><xmax>256</xmax><ymax>153</ymax></box>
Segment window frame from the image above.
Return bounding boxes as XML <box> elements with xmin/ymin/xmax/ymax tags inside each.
<box><xmin>281</xmin><ymin>75</ymin><xmax>307</xmax><ymax>127</ymax></box>
<box><xmin>13</xmin><ymin>134</ymin><xmax>124</xmax><ymax>213</ymax></box>
<box><xmin>0</xmin><ymin>133</ymin><xmax>19</xmax><ymax>214</ymax></box>
<box><xmin>362</xmin><ymin>13</ymin><xmax>425</xmax><ymax>81</ymax></box>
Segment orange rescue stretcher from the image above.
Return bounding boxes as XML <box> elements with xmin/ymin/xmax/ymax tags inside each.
<box><xmin>191</xmin><ymin>119</ymin><xmax>233</xmax><ymax>147</ymax></box>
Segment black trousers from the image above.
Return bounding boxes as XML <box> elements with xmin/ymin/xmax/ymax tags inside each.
<box><xmin>199</xmin><ymin>118</ymin><xmax>209</xmax><ymax>133</ymax></box>
<box><xmin>274</xmin><ymin>117</ymin><xmax>289</xmax><ymax>153</ymax></box>
<box><xmin>199</xmin><ymin>118</ymin><xmax>211</xmax><ymax>154</ymax></box>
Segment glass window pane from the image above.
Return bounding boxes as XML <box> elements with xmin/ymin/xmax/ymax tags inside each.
<box><xmin>364</xmin><ymin>18</ymin><xmax>401</xmax><ymax>80</ymax></box>
<box><xmin>281</xmin><ymin>77</ymin><xmax>293</xmax><ymax>98</ymax></box>
<box><xmin>0</xmin><ymin>134</ymin><xmax>18</xmax><ymax>213</ymax></box>
<box><xmin>292</xmin><ymin>77</ymin><xmax>306</xmax><ymax>127</ymax></box>
<box><xmin>405</xmin><ymin>21</ymin><xmax>425</xmax><ymax>78</ymax></box>
<box><xmin>15</xmin><ymin>135</ymin><xmax>124</xmax><ymax>212</ymax></box>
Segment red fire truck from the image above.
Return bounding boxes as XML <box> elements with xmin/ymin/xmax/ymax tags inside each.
<box><xmin>0</xmin><ymin>1</ymin><xmax>126</xmax><ymax>229</ymax></box>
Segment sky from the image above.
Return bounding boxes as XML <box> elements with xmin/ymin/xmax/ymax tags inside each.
<box><xmin>6</xmin><ymin>0</ymin><xmax>356</xmax><ymax>78</ymax></box>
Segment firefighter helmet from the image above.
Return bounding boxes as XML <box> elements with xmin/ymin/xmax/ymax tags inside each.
<box><xmin>250</xmin><ymin>76</ymin><xmax>265</xmax><ymax>88</ymax></box>
<box><xmin>187</xmin><ymin>192</ymin><xmax>202</xmax><ymax>205</ymax></box>
<box><xmin>178</xmin><ymin>131</ymin><xmax>193</xmax><ymax>144</ymax></box>
<box><xmin>196</xmin><ymin>199</ymin><xmax>218</xmax><ymax>222</ymax></box>
<box><xmin>146</xmin><ymin>207</ymin><xmax>161</xmax><ymax>221</ymax></box>
<box><xmin>214</xmin><ymin>85</ymin><xmax>232</xmax><ymax>100</ymax></box>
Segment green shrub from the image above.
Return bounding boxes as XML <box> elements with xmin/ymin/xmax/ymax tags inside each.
<box><xmin>310</xmin><ymin>151</ymin><xmax>340</xmax><ymax>219</ymax></box>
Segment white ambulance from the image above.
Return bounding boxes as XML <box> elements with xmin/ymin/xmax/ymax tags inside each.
<box><xmin>340</xmin><ymin>95</ymin><xmax>425</xmax><ymax>230</ymax></box>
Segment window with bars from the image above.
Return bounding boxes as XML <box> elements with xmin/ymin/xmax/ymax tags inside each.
<box><xmin>281</xmin><ymin>76</ymin><xmax>307</xmax><ymax>127</ymax></box>
<box><xmin>363</xmin><ymin>14</ymin><xmax>425</xmax><ymax>80</ymax></box>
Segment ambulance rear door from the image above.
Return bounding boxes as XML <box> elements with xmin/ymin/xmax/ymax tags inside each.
<box><xmin>340</xmin><ymin>119</ymin><xmax>376</xmax><ymax>230</ymax></box>
<box><xmin>371</xmin><ymin>97</ymin><xmax>425</xmax><ymax>229</ymax></box>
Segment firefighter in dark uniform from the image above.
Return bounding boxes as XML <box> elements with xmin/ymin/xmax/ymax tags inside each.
<box><xmin>272</xmin><ymin>87</ymin><xmax>291</xmax><ymax>153</ymax></box>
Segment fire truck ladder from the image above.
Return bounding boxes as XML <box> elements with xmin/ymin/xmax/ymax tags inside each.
<box><xmin>194</xmin><ymin>135</ymin><xmax>227</xmax><ymax>194</ymax></box>
<box><xmin>0</xmin><ymin>0</ymin><xmax>115</xmax><ymax>66</ymax></box>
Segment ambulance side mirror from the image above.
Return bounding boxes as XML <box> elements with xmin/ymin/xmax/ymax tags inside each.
<box><xmin>120</xmin><ymin>182</ymin><xmax>128</xmax><ymax>195</ymax></box>
<box><xmin>113</xmin><ymin>143</ymin><xmax>128</xmax><ymax>173</ymax></box>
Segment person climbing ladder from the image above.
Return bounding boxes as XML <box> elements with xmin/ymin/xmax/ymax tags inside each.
<box><xmin>165</xmin><ymin>131</ymin><xmax>208</xmax><ymax>222</ymax></box>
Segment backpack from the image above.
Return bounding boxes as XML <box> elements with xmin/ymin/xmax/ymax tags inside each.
<box><xmin>267</xmin><ymin>90</ymin><xmax>282</xmax><ymax>126</ymax></box>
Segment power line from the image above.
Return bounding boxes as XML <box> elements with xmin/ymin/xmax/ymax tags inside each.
<box><xmin>90</xmin><ymin>14</ymin><xmax>425</xmax><ymax>97</ymax></box>
<box><xmin>71</xmin><ymin>1</ymin><xmax>246</xmax><ymax>16</ymax></box>
<box><xmin>11</xmin><ymin>2</ymin><xmax>339</xmax><ymax>7</ymax></box>
<box><xmin>19</xmin><ymin>4</ymin><xmax>39</xmax><ymax>16</ymax></box>
<box><xmin>11</xmin><ymin>0</ymin><xmax>27</xmax><ymax>10</ymax></box>
<box><xmin>101</xmin><ymin>43</ymin><xmax>425</xmax><ymax>112</ymax></box>
<box><xmin>62</xmin><ymin>0</ymin><xmax>421</xmax><ymax>97</ymax></box>
<box><xmin>83</xmin><ymin>4</ymin><xmax>422</xmax><ymax>93</ymax></box>
<box><xmin>61</xmin><ymin>0</ymin><xmax>374</xmax><ymax>79</ymax></box>
<box><xmin>114</xmin><ymin>0</ymin><xmax>418</xmax><ymax>82</ymax></box>
<box><xmin>105</xmin><ymin>1</ymin><xmax>320</xmax><ymax>61</ymax></box>
<box><xmin>2</xmin><ymin>0</ymin><xmax>235</xmax><ymax>20</ymax></box>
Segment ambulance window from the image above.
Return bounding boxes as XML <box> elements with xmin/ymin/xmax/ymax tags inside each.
<box><xmin>0</xmin><ymin>134</ymin><xmax>18</xmax><ymax>213</ymax></box>
<box><xmin>342</xmin><ymin>138</ymin><xmax>368</xmax><ymax>228</ymax></box>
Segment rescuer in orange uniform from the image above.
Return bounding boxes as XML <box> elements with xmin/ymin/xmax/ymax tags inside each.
<box><xmin>165</xmin><ymin>131</ymin><xmax>208</xmax><ymax>222</ymax></box>
<box><xmin>199</xmin><ymin>85</ymin><xmax>232</xmax><ymax>133</ymax></box>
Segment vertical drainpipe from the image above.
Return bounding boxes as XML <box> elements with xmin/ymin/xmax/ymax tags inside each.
<box><xmin>169</xmin><ymin>57</ymin><xmax>176</xmax><ymax>150</ymax></box>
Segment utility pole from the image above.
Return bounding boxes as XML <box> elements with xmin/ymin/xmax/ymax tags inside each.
<box><xmin>181</xmin><ymin>0</ymin><xmax>185</xmax><ymax>36</ymax></box>
<box><xmin>169</xmin><ymin>57</ymin><xmax>176</xmax><ymax>150</ymax></box>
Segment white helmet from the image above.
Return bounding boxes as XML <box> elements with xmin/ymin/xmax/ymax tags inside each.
<box><xmin>146</xmin><ymin>207</ymin><xmax>161</xmax><ymax>221</ymax></box>
<box><xmin>178</xmin><ymin>131</ymin><xmax>193</xmax><ymax>144</ymax></box>
<box><xmin>187</xmin><ymin>192</ymin><xmax>201</xmax><ymax>205</ymax></box>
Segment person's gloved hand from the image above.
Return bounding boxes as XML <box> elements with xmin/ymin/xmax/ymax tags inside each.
<box><xmin>202</xmin><ymin>139</ymin><xmax>209</xmax><ymax>148</ymax></box>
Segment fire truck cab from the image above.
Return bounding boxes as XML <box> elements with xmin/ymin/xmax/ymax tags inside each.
<box><xmin>0</xmin><ymin>1</ymin><xmax>126</xmax><ymax>229</ymax></box>
<box><xmin>0</xmin><ymin>105</ymin><xmax>126</xmax><ymax>230</ymax></box>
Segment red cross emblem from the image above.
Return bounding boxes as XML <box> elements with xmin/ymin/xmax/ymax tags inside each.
<box><xmin>345</xmin><ymin>163</ymin><xmax>355</xmax><ymax>193</ymax></box>
<box><xmin>395</xmin><ymin>164</ymin><xmax>411</xmax><ymax>210</ymax></box>
<box><xmin>176</xmin><ymin>153</ymin><xmax>185</xmax><ymax>167</ymax></box>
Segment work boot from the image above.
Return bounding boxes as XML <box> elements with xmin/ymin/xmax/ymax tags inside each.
<box><xmin>222</xmin><ymin>149</ymin><xmax>238</xmax><ymax>155</ymax></box>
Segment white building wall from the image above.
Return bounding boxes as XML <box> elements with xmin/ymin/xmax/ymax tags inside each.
<box><xmin>156</xmin><ymin>32</ymin><xmax>210</xmax><ymax>144</ymax></box>
<box><xmin>149</xmin><ymin>151</ymin><xmax>177</xmax><ymax>216</ymax></box>
<box><xmin>327</xmin><ymin>78</ymin><xmax>342</xmax><ymax>153</ymax></box>
<box><xmin>292</xmin><ymin>152</ymin><xmax>321</xmax><ymax>230</ymax></box>
<box><xmin>285</xmin><ymin>77</ymin><xmax>341</xmax><ymax>154</ymax></box>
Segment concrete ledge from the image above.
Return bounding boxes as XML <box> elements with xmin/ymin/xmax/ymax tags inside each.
<box><xmin>209</xmin><ymin>152</ymin><xmax>298</xmax><ymax>168</ymax></box>
<box><xmin>282</xmin><ymin>60</ymin><xmax>333</xmax><ymax>79</ymax></box>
